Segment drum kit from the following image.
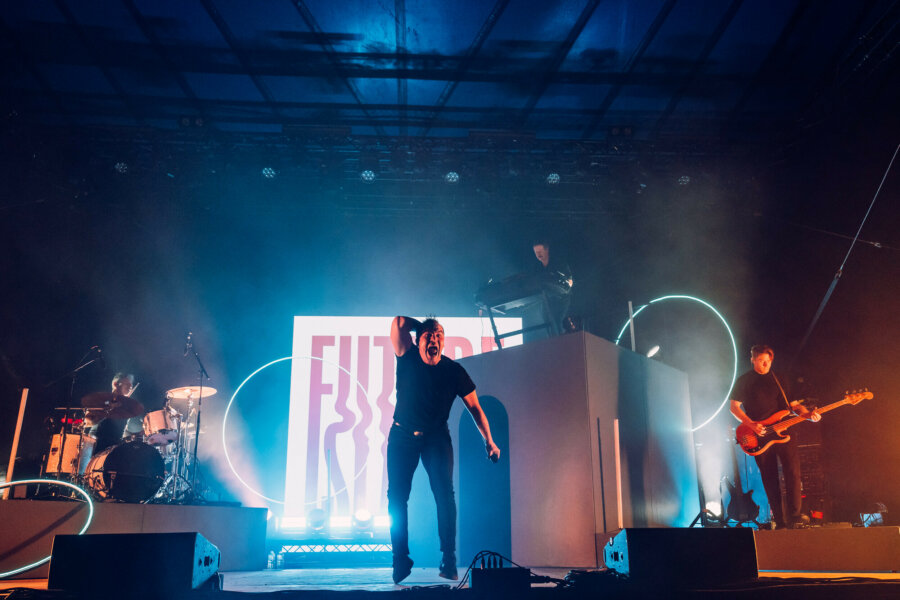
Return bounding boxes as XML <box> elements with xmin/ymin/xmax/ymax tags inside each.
<box><xmin>45</xmin><ymin>385</ymin><xmax>217</xmax><ymax>503</ymax></box>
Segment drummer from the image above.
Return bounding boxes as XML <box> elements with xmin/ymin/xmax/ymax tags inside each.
<box><xmin>85</xmin><ymin>372</ymin><xmax>145</xmax><ymax>455</ymax></box>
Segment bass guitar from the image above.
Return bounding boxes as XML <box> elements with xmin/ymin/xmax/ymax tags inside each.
<box><xmin>736</xmin><ymin>390</ymin><xmax>872</xmax><ymax>456</ymax></box>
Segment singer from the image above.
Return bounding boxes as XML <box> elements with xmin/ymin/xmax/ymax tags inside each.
<box><xmin>387</xmin><ymin>316</ymin><xmax>500</xmax><ymax>584</ymax></box>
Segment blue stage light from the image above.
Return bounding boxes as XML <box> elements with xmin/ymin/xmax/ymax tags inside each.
<box><xmin>0</xmin><ymin>479</ymin><xmax>94</xmax><ymax>578</ymax></box>
<box><xmin>613</xmin><ymin>294</ymin><xmax>738</xmax><ymax>432</ymax></box>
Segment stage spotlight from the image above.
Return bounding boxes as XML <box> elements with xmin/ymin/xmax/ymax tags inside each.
<box><xmin>114</xmin><ymin>162</ymin><xmax>128</xmax><ymax>174</ymax></box>
<box><xmin>646</xmin><ymin>345</ymin><xmax>660</xmax><ymax>358</ymax></box>
<box><xmin>307</xmin><ymin>508</ymin><xmax>327</xmax><ymax>532</ymax></box>
<box><xmin>705</xmin><ymin>501</ymin><xmax>722</xmax><ymax>519</ymax></box>
<box><xmin>352</xmin><ymin>509</ymin><xmax>374</xmax><ymax>535</ymax></box>
<box><xmin>373</xmin><ymin>515</ymin><xmax>391</xmax><ymax>528</ymax></box>
<box><xmin>360</xmin><ymin>169</ymin><xmax>376</xmax><ymax>183</ymax></box>
<box><xmin>546</xmin><ymin>172</ymin><xmax>560</xmax><ymax>185</ymax></box>
<box><xmin>677</xmin><ymin>175</ymin><xmax>691</xmax><ymax>186</ymax></box>
<box><xmin>261</xmin><ymin>167</ymin><xmax>277</xmax><ymax>179</ymax></box>
<box><xmin>444</xmin><ymin>171</ymin><xmax>460</xmax><ymax>183</ymax></box>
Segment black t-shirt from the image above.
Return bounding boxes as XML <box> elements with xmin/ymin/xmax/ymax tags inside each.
<box><xmin>732</xmin><ymin>370</ymin><xmax>791</xmax><ymax>421</ymax></box>
<box><xmin>534</xmin><ymin>257</ymin><xmax>573</xmax><ymax>290</ymax></box>
<box><xmin>393</xmin><ymin>348</ymin><xmax>476</xmax><ymax>432</ymax></box>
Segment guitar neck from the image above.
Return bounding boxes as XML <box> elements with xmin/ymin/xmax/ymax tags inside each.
<box><xmin>773</xmin><ymin>397</ymin><xmax>854</xmax><ymax>432</ymax></box>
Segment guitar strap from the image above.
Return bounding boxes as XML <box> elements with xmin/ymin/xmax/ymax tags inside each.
<box><xmin>770</xmin><ymin>372</ymin><xmax>793</xmax><ymax>412</ymax></box>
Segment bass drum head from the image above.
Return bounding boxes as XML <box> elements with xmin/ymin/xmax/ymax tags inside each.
<box><xmin>85</xmin><ymin>441</ymin><xmax>165</xmax><ymax>502</ymax></box>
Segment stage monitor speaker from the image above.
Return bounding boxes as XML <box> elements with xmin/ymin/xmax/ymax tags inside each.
<box><xmin>49</xmin><ymin>532</ymin><xmax>220</xmax><ymax>594</ymax></box>
<box><xmin>603</xmin><ymin>528</ymin><xmax>757</xmax><ymax>587</ymax></box>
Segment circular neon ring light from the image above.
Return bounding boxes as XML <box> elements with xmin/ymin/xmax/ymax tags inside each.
<box><xmin>222</xmin><ymin>355</ymin><xmax>371</xmax><ymax>505</ymax></box>
<box><xmin>0</xmin><ymin>479</ymin><xmax>94</xmax><ymax>578</ymax></box>
<box><xmin>614</xmin><ymin>294</ymin><xmax>738</xmax><ymax>432</ymax></box>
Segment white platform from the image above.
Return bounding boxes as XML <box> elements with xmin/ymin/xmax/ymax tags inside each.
<box><xmin>446</xmin><ymin>332</ymin><xmax>699</xmax><ymax>568</ymax></box>
<box><xmin>0</xmin><ymin>499</ymin><xmax>267</xmax><ymax>578</ymax></box>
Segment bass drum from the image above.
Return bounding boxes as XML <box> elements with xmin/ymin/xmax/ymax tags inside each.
<box><xmin>85</xmin><ymin>441</ymin><xmax>165</xmax><ymax>502</ymax></box>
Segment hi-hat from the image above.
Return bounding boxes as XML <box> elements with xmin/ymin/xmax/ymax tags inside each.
<box><xmin>166</xmin><ymin>386</ymin><xmax>217</xmax><ymax>400</ymax></box>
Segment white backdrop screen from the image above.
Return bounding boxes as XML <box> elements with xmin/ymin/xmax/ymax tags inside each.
<box><xmin>284</xmin><ymin>316</ymin><xmax>522</xmax><ymax>519</ymax></box>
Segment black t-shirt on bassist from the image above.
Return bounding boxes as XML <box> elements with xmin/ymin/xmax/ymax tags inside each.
<box><xmin>732</xmin><ymin>370</ymin><xmax>791</xmax><ymax>422</ymax></box>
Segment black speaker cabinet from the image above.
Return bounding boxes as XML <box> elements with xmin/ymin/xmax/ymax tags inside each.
<box><xmin>603</xmin><ymin>528</ymin><xmax>757</xmax><ymax>587</ymax></box>
<box><xmin>49</xmin><ymin>532</ymin><xmax>220</xmax><ymax>594</ymax></box>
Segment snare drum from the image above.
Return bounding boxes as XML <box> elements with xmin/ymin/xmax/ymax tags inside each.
<box><xmin>45</xmin><ymin>433</ymin><xmax>96</xmax><ymax>475</ymax></box>
<box><xmin>142</xmin><ymin>409</ymin><xmax>179</xmax><ymax>446</ymax></box>
<box><xmin>85</xmin><ymin>441</ymin><xmax>164</xmax><ymax>502</ymax></box>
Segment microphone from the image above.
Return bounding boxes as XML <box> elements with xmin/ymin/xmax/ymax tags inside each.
<box><xmin>184</xmin><ymin>332</ymin><xmax>192</xmax><ymax>357</ymax></box>
<box><xmin>95</xmin><ymin>346</ymin><xmax>106</xmax><ymax>369</ymax></box>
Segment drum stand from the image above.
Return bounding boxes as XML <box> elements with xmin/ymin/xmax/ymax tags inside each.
<box><xmin>154</xmin><ymin>403</ymin><xmax>194</xmax><ymax>503</ymax></box>
<box><xmin>183</xmin><ymin>340</ymin><xmax>211</xmax><ymax>504</ymax></box>
<box><xmin>40</xmin><ymin>347</ymin><xmax>103</xmax><ymax>496</ymax></box>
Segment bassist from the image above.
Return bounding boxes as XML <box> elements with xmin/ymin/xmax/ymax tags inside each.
<box><xmin>729</xmin><ymin>345</ymin><xmax>820</xmax><ymax>529</ymax></box>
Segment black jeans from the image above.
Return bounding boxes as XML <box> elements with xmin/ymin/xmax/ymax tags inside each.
<box><xmin>754</xmin><ymin>440</ymin><xmax>802</xmax><ymax>526</ymax></box>
<box><xmin>387</xmin><ymin>423</ymin><xmax>456</xmax><ymax>557</ymax></box>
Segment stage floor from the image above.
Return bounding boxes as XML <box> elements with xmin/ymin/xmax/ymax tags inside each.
<box><xmin>3</xmin><ymin>567</ymin><xmax>899</xmax><ymax>594</ymax></box>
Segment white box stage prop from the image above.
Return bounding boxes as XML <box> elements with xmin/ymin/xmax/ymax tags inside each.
<box><xmin>443</xmin><ymin>332</ymin><xmax>699</xmax><ymax>567</ymax></box>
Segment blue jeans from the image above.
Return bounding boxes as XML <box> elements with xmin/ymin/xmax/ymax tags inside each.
<box><xmin>387</xmin><ymin>423</ymin><xmax>456</xmax><ymax>556</ymax></box>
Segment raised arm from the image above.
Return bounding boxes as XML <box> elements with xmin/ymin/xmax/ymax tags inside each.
<box><xmin>391</xmin><ymin>316</ymin><xmax>421</xmax><ymax>357</ymax></box>
<box><xmin>461</xmin><ymin>390</ymin><xmax>501</xmax><ymax>462</ymax></box>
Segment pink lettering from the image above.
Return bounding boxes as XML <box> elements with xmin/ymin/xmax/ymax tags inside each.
<box><xmin>306</xmin><ymin>336</ymin><xmax>334</xmax><ymax>505</ymax></box>
<box><xmin>445</xmin><ymin>336</ymin><xmax>474</xmax><ymax>359</ymax></box>
<box><xmin>373</xmin><ymin>336</ymin><xmax>396</xmax><ymax>512</ymax></box>
<box><xmin>352</xmin><ymin>337</ymin><xmax>373</xmax><ymax>511</ymax></box>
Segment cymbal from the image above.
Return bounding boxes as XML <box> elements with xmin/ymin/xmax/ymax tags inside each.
<box><xmin>80</xmin><ymin>392</ymin><xmax>145</xmax><ymax>419</ymax></box>
<box><xmin>54</xmin><ymin>407</ymin><xmax>86</xmax><ymax>412</ymax></box>
<box><xmin>166</xmin><ymin>386</ymin><xmax>217</xmax><ymax>400</ymax></box>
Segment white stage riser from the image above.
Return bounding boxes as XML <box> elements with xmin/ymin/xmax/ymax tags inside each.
<box><xmin>0</xmin><ymin>500</ymin><xmax>266</xmax><ymax>578</ymax></box>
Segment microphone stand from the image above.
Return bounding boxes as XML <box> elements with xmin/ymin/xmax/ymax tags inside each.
<box><xmin>45</xmin><ymin>348</ymin><xmax>101</xmax><ymax>479</ymax></box>
<box><xmin>185</xmin><ymin>339</ymin><xmax>210</xmax><ymax>504</ymax></box>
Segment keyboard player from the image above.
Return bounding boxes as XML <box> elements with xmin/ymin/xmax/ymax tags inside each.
<box><xmin>532</xmin><ymin>239</ymin><xmax>573</xmax><ymax>333</ymax></box>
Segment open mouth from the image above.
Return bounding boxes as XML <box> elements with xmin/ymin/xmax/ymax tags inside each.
<box><xmin>427</xmin><ymin>345</ymin><xmax>439</xmax><ymax>357</ymax></box>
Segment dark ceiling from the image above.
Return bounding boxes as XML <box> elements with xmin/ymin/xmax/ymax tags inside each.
<box><xmin>3</xmin><ymin>0</ymin><xmax>898</xmax><ymax>187</ymax></box>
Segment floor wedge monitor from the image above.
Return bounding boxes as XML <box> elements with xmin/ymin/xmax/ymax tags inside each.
<box><xmin>604</xmin><ymin>527</ymin><xmax>757</xmax><ymax>587</ymax></box>
<box><xmin>49</xmin><ymin>532</ymin><xmax>220</xmax><ymax>594</ymax></box>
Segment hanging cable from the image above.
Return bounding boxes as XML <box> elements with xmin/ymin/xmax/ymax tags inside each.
<box><xmin>795</xmin><ymin>143</ymin><xmax>899</xmax><ymax>358</ymax></box>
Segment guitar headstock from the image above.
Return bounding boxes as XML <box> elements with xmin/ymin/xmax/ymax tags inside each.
<box><xmin>844</xmin><ymin>388</ymin><xmax>873</xmax><ymax>405</ymax></box>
